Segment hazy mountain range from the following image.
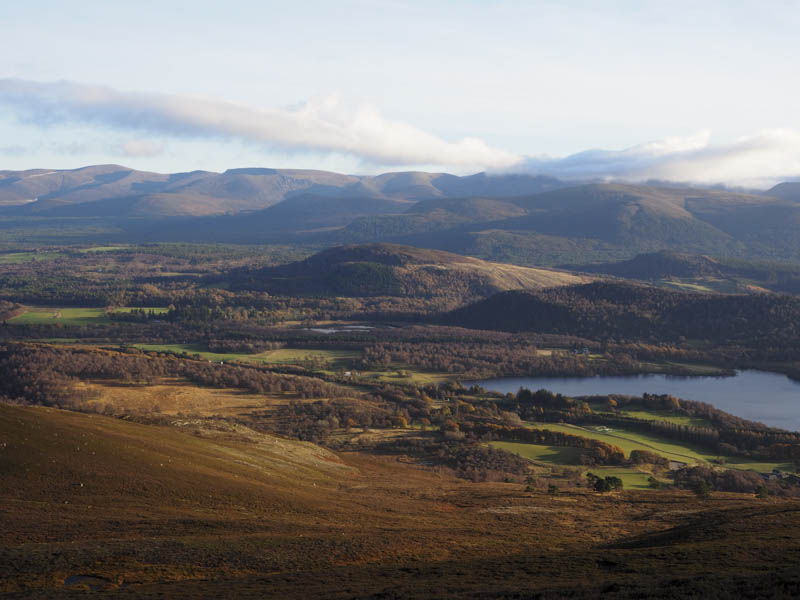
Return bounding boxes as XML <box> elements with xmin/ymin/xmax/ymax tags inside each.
<box><xmin>0</xmin><ymin>165</ymin><xmax>564</xmax><ymax>216</ymax></box>
<box><xmin>1</xmin><ymin>164</ymin><xmax>800</xmax><ymax>265</ymax></box>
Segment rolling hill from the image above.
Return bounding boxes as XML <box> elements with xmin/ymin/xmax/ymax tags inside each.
<box><xmin>227</xmin><ymin>243</ymin><xmax>591</xmax><ymax>299</ymax></box>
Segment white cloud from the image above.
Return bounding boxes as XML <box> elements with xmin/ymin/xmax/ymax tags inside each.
<box><xmin>516</xmin><ymin>129</ymin><xmax>800</xmax><ymax>188</ymax></box>
<box><xmin>1</xmin><ymin>78</ymin><xmax>799</xmax><ymax>187</ymax></box>
<box><xmin>0</xmin><ymin>78</ymin><xmax>521</xmax><ymax>170</ymax></box>
<box><xmin>111</xmin><ymin>139</ymin><xmax>164</xmax><ymax>158</ymax></box>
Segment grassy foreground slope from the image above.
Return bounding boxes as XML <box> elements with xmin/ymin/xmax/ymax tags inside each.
<box><xmin>3</xmin><ymin>405</ymin><xmax>800</xmax><ymax>598</ymax></box>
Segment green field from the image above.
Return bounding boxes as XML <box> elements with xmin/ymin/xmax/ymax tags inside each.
<box><xmin>114</xmin><ymin>306</ymin><xmax>170</xmax><ymax>315</ymax></box>
<box><xmin>133</xmin><ymin>343</ymin><xmax>250</xmax><ymax>363</ymax></box>
<box><xmin>617</xmin><ymin>409</ymin><xmax>711</xmax><ymax>428</ymax></box>
<box><xmin>658</xmin><ymin>278</ymin><xmax>743</xmax><ymax>294</ymax></box>
<box><xmin>490</xmin><ymin>441</ymin><xmax>583</xmax><ymax>465</ymax></box>
<box><xmin>525</xmin><ymin>422</ymin><xmax>796</xmax><ymax>474</ymax></box>
<box><xmin>529</xmin><ymin>422</ymin><xmax>709</xmax><ymax>462</ymax></box>
<box><xmin>261</xmin><ymin>348</ymin><xmax>359</xmax><ymax>369</ymax></box>
<box><xmin>11</xmin><ymin>306</ymin><xmax>169</xmax><ymax>326</ymax></box>
<box><xmin>606</xmin><ymin>407</ymin><xmax>713</xmax><ymax>428</ymax></box>
<box><xmin>359</xmin><ymin>365</ymin><xmax>452</xmax><ymax>385</ymax></box>
<box><xmin>132</xmin><ymin>344</ymin><xmax>361</xmax><ymax>370</ymax></box>
<box><xmin>77</xmin><ymin>245</ymin><xmax>129</xmax><ymax>253</ymax></box>
<box><xmin>10</xmin><ymin>307</ymin><xmax>111</xmax><ymax>325</ymax></box>
<box><xmin>0</xmin><ymin>251</ymin><xmax>62</xmax><ymax>264</ymax></box>
<box><xmin>489</xmin><ymin>442</ymin><xmax>656</xmax><ymax>489</ymax></box>
<box><xmin>590</xmin><ymin>467</ymin><xmax>656</xmax><ymax>490</ymax></box>
<box><xmin>722</xmin><ymin>457</ymin><xmax>797</xmax><ymax>473</ymax></box>
<box><xmin>633</xmin><ymin>360</ymin><xmax>728</xmax><ymax>376</ymax></box>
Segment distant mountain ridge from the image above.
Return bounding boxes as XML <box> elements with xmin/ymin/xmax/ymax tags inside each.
<box><xmin>325</xmin><ymin>182</ymin><xmax>800</xmax><ymax>264</ymax></box>
<box><xmin>3</xmin><ymin>164</ymin><xmax>800</xmax><ymax>266</ymax></box>
<box><xmin>0</xmin><ymin>165</ymin><xmax>566</xmax><ymax>216</ymax></box>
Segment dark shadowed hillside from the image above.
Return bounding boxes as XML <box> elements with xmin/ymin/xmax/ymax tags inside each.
<box><xmin>443</xmin><ymin>281</ymin><xmax>800</xmax><ymax>343</ymax></box>
<box><xmin>230</xmin><ymin>194</ymin><xmax>409</xmax><ymax>232</ymax></box>
<box><xmin>766</xmin><ymin>181</ymin><xmax>800</xmax><ymax>202</ymax></box>
<box><xmin>576</xmin><ymin>251</ymin><xmax>725</xmax><ymax>279</ymax></box>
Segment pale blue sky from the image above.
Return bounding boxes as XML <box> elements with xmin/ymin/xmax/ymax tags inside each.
<box><xmin>1</xmin><ymin>1</ymin><xmax>799</xmax><ymax>185</ymax></box>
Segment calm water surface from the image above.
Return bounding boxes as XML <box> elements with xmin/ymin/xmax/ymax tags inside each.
<box><xmin>467</xmin><ymin>370</ymin><xmax>800</xmax><ymax>431</ymax></box>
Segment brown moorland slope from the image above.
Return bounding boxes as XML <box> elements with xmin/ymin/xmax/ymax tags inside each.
<box><xmin>3</xmin><ymin>405</ymin><xmax>800</xmax><ymax>598</ymax></box>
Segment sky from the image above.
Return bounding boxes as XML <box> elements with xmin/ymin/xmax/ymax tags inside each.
<box><xmin>1</xmin><ymin>0</ymin><xmax>799</xmax><ymax>187</ymax></box>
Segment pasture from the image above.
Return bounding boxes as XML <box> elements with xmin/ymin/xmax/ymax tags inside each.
<box><xmin>0</xmin><ymin>251</ymin><xmax>62</xmax><ymax>264</ymax></box>
<box><xmin>526</xmin><ymin>422</ymin><xmax>797</xmax><ymax>474</ymax></box>
<box><xmin>10</xmin><ymin>307</ymin><xmax>111</xmax><ymax>325</ymax></box>
<box><xmin>133</xmin><ymin>343</ymin><xmax>249</xmax><ymax>363</ymax></box>
<box><xmin>11</xmin><ymin>306</ymin><xmax>168</xmax><ymax>326</ymax></box>
<box><xmin>489</xmin><ymin>441</ymin><xmax>656</xmax><ymax>489</ymax></box>
<box><xmin>133</xmin><ymin>344</ymin><xmax>362</xmax><ymax>371</ymax></box>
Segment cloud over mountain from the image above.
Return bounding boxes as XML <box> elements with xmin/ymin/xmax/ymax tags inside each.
<box><xmin>0</xmin><ymin>78</ymin><xmax>521</xmax><ymax>170</ymax></box>
<box><xmin>517</xmin><ymin>129</ymin><xmax>800</xmax><ymax>188</ymax></box>
<box><xmin>1</xmin><ymin>79</ymin><xmax>799</xmax><ymax>187</ymax></box>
